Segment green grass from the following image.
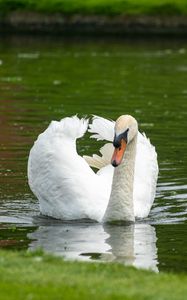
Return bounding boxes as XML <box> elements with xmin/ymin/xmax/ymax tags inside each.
<box><xmin>0</xmin><ymin>250</ymin><xmax>187</xmax><ymax>300</ymax></box>
<box><xmin>0</xmin><ymin>0</ymin><xmax>187</xmax><ymax>16</ymax></box>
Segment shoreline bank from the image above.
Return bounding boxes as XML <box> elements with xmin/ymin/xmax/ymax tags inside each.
<box><xmin>1</xmin><ymin>12</ymin><xmax>187</xmax><ymax>36</ymax></box>
<box><xmin>0</xmin><ymin>250</ymin><xmax>187</xmax><ymax>300</ymax></box>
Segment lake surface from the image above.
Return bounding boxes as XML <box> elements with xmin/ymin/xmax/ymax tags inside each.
<box><xmin>0</xmin><ymin>35</ymin><xmax>187</xmax><ymax>273</ymax></box>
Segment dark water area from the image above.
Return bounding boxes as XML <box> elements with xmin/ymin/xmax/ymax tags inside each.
<box><xmin>0</xmin><ymin>35</ymin><xmax>187</xmax><ymax>273</ymax></box>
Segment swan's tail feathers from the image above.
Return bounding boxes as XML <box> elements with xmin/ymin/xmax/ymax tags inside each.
<box><xmin>83</xmin><ymin>143</ymin><xmax>114</xmax><ymax>170</ymax></box>
<box><xmin>47</xmin><ymin>116</ymin><xmax>88</xmax><ymax>140</ymax></box>
<box><xmin>88</xmin><ymin>116</ymin><xmax>115</xmax><ymax>142</ymax></box>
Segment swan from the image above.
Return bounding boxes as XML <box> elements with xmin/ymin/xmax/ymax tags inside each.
<box><xmin>28</xmin><ymin>115</ymin><xmax>158</xmax><ymax>223</ymax></box>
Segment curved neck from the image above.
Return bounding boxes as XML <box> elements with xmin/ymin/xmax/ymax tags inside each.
<box><xmin>103</xmin><ymin>134</ymin><xmax>137</xmax><ymax>223</ymax></box>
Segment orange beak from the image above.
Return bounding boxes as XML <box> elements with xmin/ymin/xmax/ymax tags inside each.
<box><xmin>111</xmin><ymin>139</ymin><xmax>127</xmax><ymax>167</ymax></box>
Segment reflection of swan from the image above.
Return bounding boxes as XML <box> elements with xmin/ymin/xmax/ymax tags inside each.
<box><xmin>28</xmin><ymin>223</ymin><xmax>158</xmax><ymax>271</ymax></box>
<box><xmin>28</xmin><ymin>223</ymin><xmax>110</xmax><ymax>261</ymax></box>
<box><xmin>104</xmin><ymin>224</ymin><xmax>158</xmax><ymax>272</ymax></box>
<box><xmin>28</xmin><ymin>115</ymin><xmax>158</xmax><ymax>222</ymax></box>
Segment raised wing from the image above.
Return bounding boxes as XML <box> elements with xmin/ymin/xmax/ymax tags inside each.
<box><xmin>84</xmin><ymin>116</ymin><xmax>115</xmax><ymax>169</ymax></box>
<box><xmin>133</xmin><ymin>132</ymin><xmax>159</xmax><ymax>218</ymax></box>
<box><xmin>28</xmin><ymin>116</ymin><xmax>110</xmax><ymax>222</ymax></box>
<box><xmin>88</xmin><ymin>115</ymin><xmax>115</xmax><ymax>141</ymax></box>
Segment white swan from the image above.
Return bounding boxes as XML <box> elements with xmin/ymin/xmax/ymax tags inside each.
<box><xmin>28</xmin><ymin>115</ymin><xmax>158</xmax><ymax>223</ymax></box>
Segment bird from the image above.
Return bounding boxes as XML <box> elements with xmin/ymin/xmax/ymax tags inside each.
<box><xmin>28</xmin><ymin>115</ymin><xmax>158</xmax><ymax>223</ymax></box>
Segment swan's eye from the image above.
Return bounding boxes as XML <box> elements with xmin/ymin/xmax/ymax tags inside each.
<box><xmin>113</xmin><ymin>134</ymin><xmax>121</xmax><ymax>148</ymax></box>
<box><xmin>113</xmin><ymin>128</ymin><xmax>129</xmax><ymax>148</ymax></box>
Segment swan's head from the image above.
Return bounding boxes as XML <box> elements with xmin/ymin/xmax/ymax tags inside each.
<box><xmin>111</xmin><ymin>115</ymin><xmax>138</xmax><ymax>167</ymax></box>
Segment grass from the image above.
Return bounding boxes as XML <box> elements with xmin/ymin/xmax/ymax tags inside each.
<box><xmin>0</xmin><ymin>249</ymin><xmax>187</xmax><ymax>300</ymax></box>
<box><xmin>0</xmin><ymin>0</ymin><xmax>187</xmax><ymax>16</ymax></box>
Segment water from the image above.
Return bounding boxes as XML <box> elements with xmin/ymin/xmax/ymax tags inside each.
<box><xmin>0</xmin><ymin>36</ymin><xmax>187</xmax><ymax>273</ymax></box>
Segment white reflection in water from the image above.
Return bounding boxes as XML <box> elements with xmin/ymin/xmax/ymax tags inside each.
<box><xmin>17</xmin><ymin>53</ymin><xmax>40</xmax><ymax>59</ymax></box>
<box><xmin>28</xmin><ymin>223</ymin><xmax>158</xmax><ymax>272</ymax></box>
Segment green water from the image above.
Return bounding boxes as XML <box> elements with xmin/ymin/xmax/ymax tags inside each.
<box><xmin>0</xmin><ymin>36</ymin><xmax>187</xmax><ymax>272</ymax></box>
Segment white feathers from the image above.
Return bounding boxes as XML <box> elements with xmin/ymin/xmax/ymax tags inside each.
<box><xmin>86</xmin><ymin>116</ymin><xmax>158</xmax><ymax>219</ymax></box>
<box><xmin>28</xmin><ymin>114</ymin><xmax>158</xmax><ymax>222</ymax></box>
<box><xmin>133</xmin><ymin>132</ymin><xmax>158</xmax><ymax>218</ymax></box>
<box><xmin>47</xmin><ymin>116</ymin><xmax>88</xmax><ymax>140</ymax></box>
<box><xmin>28</xmin><ymin>115</ymin><xmax>112</xmax><ymax>222</ymax></box>
<box><xmin>88</xmin><ymin>115</ymin><xmax>115</xmax><ymax>141</ymax></box>
<box><xmin>83</xmin><ymin>143</ymin><xmax>114</xmax><ymax>170</ymax></box>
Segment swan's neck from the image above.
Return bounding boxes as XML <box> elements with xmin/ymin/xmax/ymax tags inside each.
<box><xmin>103</xmin><ymin>134</ymin><xmax>137</xmax><ymax>223</ymax></box>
